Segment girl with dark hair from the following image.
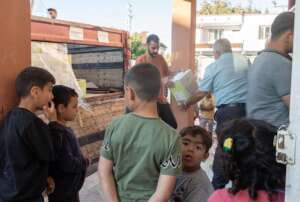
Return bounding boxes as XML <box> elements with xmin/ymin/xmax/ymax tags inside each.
<box><xmin>209</xmin><ymin>119</ymin><xmax>285</xmax><ymax>202</ymax></box>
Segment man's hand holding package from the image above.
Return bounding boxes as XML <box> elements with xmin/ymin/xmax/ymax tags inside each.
<box><xmin>46</xmin><ymin>176</ymin><xmax>55</xmax><ymax>195</ymax></box>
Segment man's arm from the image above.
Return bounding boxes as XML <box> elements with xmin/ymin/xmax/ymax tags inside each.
<box><xmin>187</xmin><ymin>62</ymin><xmax>215</xmax><ymax>109</ymax></box>
<box><xmin>281</xmin><ymin>95</ymin><xmax>290</xmax><ymax>108</ymax></box>
<box><xmin>135</xmin><ymin>55</ymin><xmax>145</xmax><ymax>65</ymax></box>
<box><xmin>148</xmin><ymin>175</ymin><xmax>177</xmax><ymax>202</ymax></box>
<box><xmin>98</xmin><ymin>157</ymin><xmax>119</xmax><ymax>202</ymax></box>
<box><xmin>180</xmin><ymin>62</ymin><xmax>215</xmax><ymax>110</ymax></box>
<box><xmin>271</xmin><ymin>61</ymin><xmax>291</xmax><ymax>109</ymax></box>
<box><xmin>153</xmin><ymin>135</ymin><xmax>181</xmax><ymax>202</ymax></box>
<box><xmin>183</xmin><ymin>91</ymin><xmax>209</xmax><ymax>110</ymax></box>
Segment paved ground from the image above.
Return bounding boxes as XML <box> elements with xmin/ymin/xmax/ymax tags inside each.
<box><xmin>79</xmin><ymin>172</ymin><xmax>104</xmax><ymax>202</ymax></box>
<box><xmin>44</xmin><ymin>170</ymin><xmax>104</xmax><ymax>202</ymax></box>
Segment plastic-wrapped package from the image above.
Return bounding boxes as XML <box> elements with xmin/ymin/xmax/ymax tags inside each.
<box><xmin>31</xmin><ymin>41</ymin><xmax>84</xmax><ymax>98</ymax></box>
<box><xmin>170</xmin><ymin>69</ymin><xmax>198</xmax><ymax>105</ymax></box>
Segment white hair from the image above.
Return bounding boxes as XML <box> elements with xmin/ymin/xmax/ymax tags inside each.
<box><xmin>213</xmin><ymin>38</ymin><xmax>232</xmax><ymax>55</ymax></box>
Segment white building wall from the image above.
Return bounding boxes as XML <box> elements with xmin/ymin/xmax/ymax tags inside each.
<box><xmin>241</xmin><ymin>15</ymin><xmax>276</xmax><ymax>51</ymax></box>
<box><xmin>222</xmin><ymin>29</ymin><xmax>242</xmax><ymax>43</ymax></box>
<box><xmin>196</xmin><ymin>15</ymin><xmax>243</xmax><ymax>44</ymax></box>
<box><xmin>195</xmin><ymin>28</ymin><xmax>203</xmax><ymax>45</ymax></box>
<box><xmin>195</xmin><ymin>14</ymin><xmax>277</xmax><ymax>79</ymax></box>
<box><xmin>196</xmin><ymin>14</ymin><xmax>277</xmax><ymax>53</ymax></box>
<box><xmin>197</xmin><ymin>15</ymin><xmax>243</xmax><ymax>27</ymax></box>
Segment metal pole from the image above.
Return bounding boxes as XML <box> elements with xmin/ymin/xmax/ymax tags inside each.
<box><xmin>285</xmin><ymin>1</ymin><xmax>300</xmax><ymax>201</ymax></box>
<box><xmin>30</xmin><ymin>0</ymin><xmax>34</xmax><ymax>12</ymax></box>
<box><xmin>127</xmin><ymin>1</ymin><xmax>133</xmax><ymax>34</ymax></box>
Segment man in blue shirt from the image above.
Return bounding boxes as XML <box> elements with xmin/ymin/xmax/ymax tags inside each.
<box><xmin>184</xmin><ymin>38</ymin><xmax>250</xmax><ymax>189</ymax></box>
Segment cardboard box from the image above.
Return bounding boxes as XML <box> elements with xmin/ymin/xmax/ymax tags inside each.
<box><xmin>170</xmin><ymin>69</ymin><xmax>198</xmax><ymax>104</ymax></box>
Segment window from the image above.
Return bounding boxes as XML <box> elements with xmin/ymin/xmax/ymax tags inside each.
<box><xmin>259</xmin><ymin>25</ymin><xmax>271</xmax><ymax>40</ymax></box>
<box><xmin>208</xmin><ymin>29</ymin><xmax>223</xmax><ymax>42</ymax></box>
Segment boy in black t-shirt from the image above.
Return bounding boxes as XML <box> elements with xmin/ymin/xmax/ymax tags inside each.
<box><xmin>48</xmin><ymin>85</ymin><xmax>89</xmax><ymax>202</ymax></box>
<box><xmin>0</xmin><ymin>66</ymin><xmax>57</xmax><ymax>202</ymax></box>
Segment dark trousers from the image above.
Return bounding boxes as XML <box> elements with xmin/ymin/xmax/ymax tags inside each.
<box><xmin>157</xmin><ymin>103</ymin><xmax>177</xmax><ymax>129</ymax></box>
<box><xmin>32</xmin><ymin>196</ymin><xmax>44</xmax><ymax>202</ymax></box>
<box><xmin>1</xmin><ymin>196</ymin><xmax>44</xmax><ymax>202</ymax></box>
<box><xmin>48</xmin><ymin>193</ymin><xmax>80</xmax><ymax>202</ymax></box>
<box><xmin>212</xmin><ymin>105</ymin><xmax>246</xmax><ymax>189</ymax></box>
<box><xmin>125</xmin><ymin>103</ymin><xmax>177</xmax><ymax>129</ymax></box>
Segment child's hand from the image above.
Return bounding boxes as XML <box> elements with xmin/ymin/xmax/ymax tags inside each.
<box><xmin>85</xmin><ymin>154</ymin><xmax>93</xmax><ymax>167</ymax></box>
<box><xmin>165</xmin><ymin>80</ymin><xmax>175</xmax><ymax>88</ymax></box>
<box><xmin>46</xmin><ymin>177</ymin><xmax>55</xmax><ymax>195</ymax></box>
<box><xmin>38</xmin><ymin>113</ymin><xmax>49</xmax><ymax>124</ymax></box>
<box><xmin>179</xmin><ymin>102</ymin><xmax>189</xmax><ymax>111</ymax></box>
<box><xmin>43</xmin><ymin>102</ymin><xmax>57</xmax><ymax>122</ymax></box>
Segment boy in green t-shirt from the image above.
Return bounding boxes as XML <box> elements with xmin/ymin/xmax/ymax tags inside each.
<box><xmin>98</xmin><ymin>63</ymin><xmax>182</xmax><ymax>202</ymax></box>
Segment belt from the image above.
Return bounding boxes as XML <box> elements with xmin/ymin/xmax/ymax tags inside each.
<box><xmin>217</xmin><ymin>103</ymin><xmax>245</xmax><ymax>109</ymax></box>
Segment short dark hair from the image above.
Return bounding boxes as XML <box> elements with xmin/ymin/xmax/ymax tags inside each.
<box><xmin>147</xmin><ymin>34</ymin><xmax>160</xmax><ymax>44</ymax></box>
<box><xmin>219</xmin><ymin>119</ymin><xmax>286</xmax><ymax>200</ymax></box>
<box><xmin>180</xmin><ymin>126</ymin><xmax>212</xmax><ymax>152</ymax></box>
<box><xmin>124</xmin><ymin>63</ymin><xmax>161</xmax><ymax>101</ymax></box>
<box><xmin>53</xmin><ymin>85</ymin><xmax>78</xmax><ymax>108</ymax></box>
<box><xmin>47</xmin><ymin>8</ymin><xmax>57</xmax><ymax>12</ymax></box>
<box><xmin>15</xmin><ymin>66</ymin><xmax>56</xmax><ymax>98</ymax></box>
<box><xmin>271</xmin><ymin>12</ymin><xmax>294</xmax><ymax>40</ymax></box>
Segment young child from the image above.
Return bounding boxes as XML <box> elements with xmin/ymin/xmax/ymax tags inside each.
<box><xmin>208</xmin><ymin>119</ymin><xmax>286</xmax><ymax>202</ymax></box>
<box><xmin>198</xmin><ymin>93</ymin><xmax>215</xmax><ymax>133</ymax></box>
<box><xmin>48</xmin><ymin>85</ymin><xmax>89</xmax><ymax>202</ymax></box>
<box><xmin>98</xmin><ymin>63</ymin><xmax>182</xmax><ymax>202</ymax></box>
<box><xmin>0</xmin><ymin>66</ymin><xmax>56</xmax><ymax>202</ymax></box>
<box><xmin>170</xmin><ymin>126</ymin><xmax>214</xmax><ymax>202</ymax></box>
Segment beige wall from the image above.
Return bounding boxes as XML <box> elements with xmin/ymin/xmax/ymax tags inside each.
<box><xmin>0</xmin><ymin>0</ymin><xmax>31</xmax><ymax>120</ymax></box>
<box><xmin>171</xmin><ymin>0</ymin><xmax>196</xmax><ymax>130</ymax></box>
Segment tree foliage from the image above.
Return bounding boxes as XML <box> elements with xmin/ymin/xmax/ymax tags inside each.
<box><xmin>130</xmin><ymin>33</ymin><xmax>146</xmax><ymax>60</ymax></box>
<box><xmin>199</xmin><ymin>0</ymin><xmax>261</xmax><ymax>15</ymax></box>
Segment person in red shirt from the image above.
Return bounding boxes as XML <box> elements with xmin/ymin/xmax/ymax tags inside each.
<box><xmin>134</xmin><ymin>34</ymin><xmax>177</xmax><ymax>129</ymax></box>
<box><xmin>208</xmin><ymin>119</ymin><xmax>285</xmax><ymax>202</ymax></box>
